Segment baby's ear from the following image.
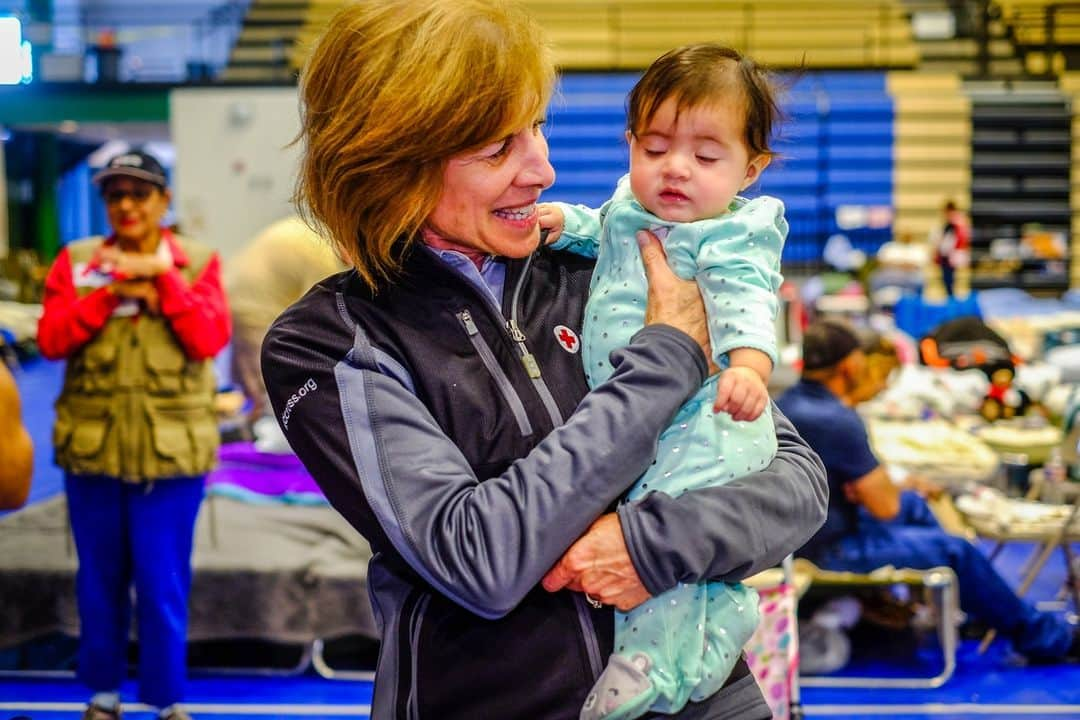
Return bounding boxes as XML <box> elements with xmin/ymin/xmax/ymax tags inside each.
<box><xmin>741</xmin><ymin>154</ymin><xmax>772</xmax><ymax>190</ymax></box>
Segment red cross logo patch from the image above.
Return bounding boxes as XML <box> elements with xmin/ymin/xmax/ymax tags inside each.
<box><xmin>554</xmin><ymin>325</ymin><xmax>580</xmax><ymax>354</ymax></box>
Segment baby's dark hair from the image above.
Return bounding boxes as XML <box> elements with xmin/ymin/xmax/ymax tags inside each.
<box><xmin>626</xmin><ymin>44</ymin><xmax>781</xmax><ymax>158</ymax></box>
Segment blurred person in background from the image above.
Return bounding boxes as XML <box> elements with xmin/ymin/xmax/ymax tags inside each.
<box><xmin>225</xmin><ymin>216</ymin><xmax>344</xmax><ymax>427</ymax></box>
<box><xmin>933</xmin><ymin>199</ymin><xmax>970</xmax><ymax>298</ymax></box>
<box><xmin>869</xmin><ymin>231</ymin><xmax>929</xmax><ymax>302</ymax></box>
<box><xmin>36</xmin><ymin>149</ymin><xmax>230</xmax><ymax>720</ymax></box>
<box><xmin>0</xmin><ymin>361</ymin><xmax>32</xmax><ymax>509</ymax></box>
<box><xmin>847</xmin><ymin>329</ymin><xmax>901</xmax><ymax>406</ymax></box>
<box><xmin>778</xmin><ymin>319</ymin><xmax>1080</xmax><ymax>664</ymax></box>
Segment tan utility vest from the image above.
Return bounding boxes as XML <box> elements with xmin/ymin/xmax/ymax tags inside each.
<box><xmin>53</xmin><ymin>235</ymin><xmax>219</xmax><ymax>481</ymax></box>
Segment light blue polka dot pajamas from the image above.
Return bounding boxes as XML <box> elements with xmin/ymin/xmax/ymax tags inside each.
<box><xmin>552</xmin><ymin>175</ymin><xmax>787</xmax><ymax>720</ymax></box>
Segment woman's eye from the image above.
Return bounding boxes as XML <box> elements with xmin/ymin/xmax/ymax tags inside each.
<box><xmin>488</xmin><ymin>139</ymin><xmax>512</xmax><ymax>159</ymax></box>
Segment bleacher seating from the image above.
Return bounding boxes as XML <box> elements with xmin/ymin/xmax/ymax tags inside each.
<box><xmin>1056</xmin><ymin>72</ymin><xmax>1080</xmax><ymax>288</ymax></box>
<box><xmin>269</xmin><ymin>0</ymin><xmax>919</xmax><ymax>77</ymax></box>
<box><xmin>995</xmin><ymin>0</ymin><xmax>1080</xmax><ymax>74</ymax></box>
<box><xmin>543</xmin><ymin>74</ymin><xmax>637</xmax><ymax>210</ymax></box>
<box><xmin>525</xmin><ymin>0</ymin><xmax>919</xmax><ymax>71</ymax></box>
<box><xmin>968</xmin><ymin>80</ymin><xmax>1071</xmax><ymax>290</ymax></box>
<box><xmin>887</xmin><ymin>72</ymin><xmax>971</xmax><ymax>244</ymax></box>
<box><xmin>757</xmin><ymin>76</ymin><xmax>826</xmax><ymax>266</ymax></box>
<box><xmin>819</xmin><ymin>73</ymin><xmax>895</xmax><ymax>257</ymax></box>
<box><xmin>222</xmin><ymin>0</ymin><xmax>308</xmax><ymax>83</ymax></box>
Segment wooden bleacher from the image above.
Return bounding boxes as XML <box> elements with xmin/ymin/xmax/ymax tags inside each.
<box><xmin>222</xmin><ymin>0</ymin><xmax>920</xmax><ymax>81</ymax></box>
<box><xmin>995</xmin><ymin>0</ymin><xmax>1080</xmax><ymax>74</ymax></box>
<box><xmin>524</xmin><ymin>1</ymin><xmax>919</xmax><ymax>71</ymax></box>
<box><xmin>221</xmin><ymin>0</ymin><xmax>310</xmax><ymax>83</ymax></box>
<box><xmin>887</xmin><ymin>72</ymin><xmax>971</xmax><ymax>244</ymax></box>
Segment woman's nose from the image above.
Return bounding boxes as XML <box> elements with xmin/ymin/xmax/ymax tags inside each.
<box><xmin>519</xmin><ymin>131</ymin><xmax>556</xmax><ymax>189</ymax></box>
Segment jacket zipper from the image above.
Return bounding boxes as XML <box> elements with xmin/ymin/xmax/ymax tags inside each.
<box><xmin>428</xmin><ymin>244</ymin><xmax>564</xmax><ymax>430</ymax></box>
<box><xmin>572</xmin><ymin>593</ymin><xmax>604</xmax><ymax>679</ymax></box>
<box><xmin>457</xmin><ymin>310</ymin><xmax>534</xmax><ymax>437</ymax></box>
<box><xmin>405</xmin><ymin>593</ymin><xmax>431</xmax><ymax>720</ymax></box>
<box><xmin>508</xmin><ymin>253</ymin><xmax>564</xmax><ymax>427</ymax></box>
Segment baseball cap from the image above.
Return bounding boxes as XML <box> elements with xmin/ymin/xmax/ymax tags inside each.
<box><xmin>802</xmin><ymin>319</ymin><xmax>861</xmax><ymax>371</ymax></box>
<box><xmin>92</xmin><ymin>150</ymin><xmax>168</xmax><ymax>189</ymax></box>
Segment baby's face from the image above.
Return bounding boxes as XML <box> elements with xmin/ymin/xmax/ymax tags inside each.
<box><xmin>628</xmin><ymin>97</ymin><xmax>767</xmax><ymax>223</ymax></box>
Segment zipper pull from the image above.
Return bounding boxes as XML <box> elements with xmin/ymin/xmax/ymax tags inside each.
<box><xmin>507</xmin><ymin>320</ymin><xmax>541</xmax><ymax>379</ymax></box>
<box><xmin>520</xmin><ymin>352</ymin><xmax>541</xmax><ymax>379</ymax></box>
<box><xmin>460</xmin><ymin>310</ymin><xmax>479</xmax><ymax>336</ymax></box>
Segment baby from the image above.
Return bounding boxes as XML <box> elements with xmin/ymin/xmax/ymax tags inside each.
<box><xmin>540</xmin><ymin>44</ymin><xmax>787</xmax><ymax>720</ymax></box>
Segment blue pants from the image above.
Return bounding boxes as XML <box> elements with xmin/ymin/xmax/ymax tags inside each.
<box><xmin>65</xmin><ymin>473</ymin><xmax>205</xmax><ymax>708</ymax></box>
<box><xmin>810</xmin><ymin>491</ymin><xmax>1073</xmax><ymax>659</ymax></box>
<box><xmin>939</xmin><ymin>261</ymin><xmax>955</xmax><ymax>297</ymax></box>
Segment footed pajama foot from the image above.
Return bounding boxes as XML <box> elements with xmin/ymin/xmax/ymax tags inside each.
<box><xmin>580</xmin><ymin>652</ymin><xmax>657</xmax><ymax>720</ymax></box>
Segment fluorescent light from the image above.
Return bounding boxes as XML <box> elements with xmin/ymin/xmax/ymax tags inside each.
<box><xmin>0</xmin><ymin>17</ymin><xmax>31</xmax><ymax>85</ymax></box>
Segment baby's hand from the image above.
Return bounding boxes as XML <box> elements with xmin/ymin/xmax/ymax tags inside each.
<box><xmin>714</xmin><ymin>366</ymin><xmax>768</xmax><ymax>422</ymax></box>
<box><xmin>537</xmin><ymin>203</ymin><xmax>564</xmax><ymax>245</ymax></box>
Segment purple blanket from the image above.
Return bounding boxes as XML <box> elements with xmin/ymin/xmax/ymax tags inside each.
<box><xmin>207</xmin><ymin>442</ymin><xmax>323</xmax><ymax>498</ymax></box>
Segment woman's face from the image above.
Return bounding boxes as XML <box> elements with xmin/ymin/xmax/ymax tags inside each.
<box><xmin>426</xmin><ymin>119</ymin><xmax>555</xmax><ymax>258</ymax></box>
<box><xmin>102</xmin><ymin>177</ymin><xmax>170</xmax><ymax>249</ymax></box>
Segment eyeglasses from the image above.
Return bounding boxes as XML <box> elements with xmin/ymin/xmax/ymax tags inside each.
<box><xmin>103</xmin><ymin>186</ymin><xmax>156</xmax><ymax>205</ymax></box>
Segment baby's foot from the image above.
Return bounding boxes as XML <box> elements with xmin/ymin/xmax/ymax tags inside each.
<box><xmin>580</xmin><ymin>652</ymin><xmax>656</xmax><ymax>720</ymax></box>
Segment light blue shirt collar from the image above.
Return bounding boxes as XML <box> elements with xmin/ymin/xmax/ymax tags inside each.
<box><xmin>427</xmin><ymin>247</ymin><xmax>507</xmax><ymax>312</ymax></box>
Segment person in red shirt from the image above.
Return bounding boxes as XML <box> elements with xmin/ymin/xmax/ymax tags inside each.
<box><xmin>37</xmin><ymin>149</ymin><xmax>229</xmax><ymax>720</ymax></box>
<box><xmin>934</xmin><ymin>199</ymin><xmax>971</xmax><ymax>298</ymax></box>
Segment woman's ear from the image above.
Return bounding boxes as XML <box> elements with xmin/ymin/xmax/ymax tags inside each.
<box><xmin>740</xmin><ymin>154</ymin><xmax>772</xmax><ymax>190</ymax></box>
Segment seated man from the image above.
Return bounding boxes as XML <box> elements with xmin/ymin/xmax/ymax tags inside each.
<box><xmin>0</xmin><ymin>361</ymin><xmax>32</xmax><ymax>509</ymax></box>
<box><xmin>777</xmin><ymin>319</ymin><xmax>1079</xmax><ymax>662</ymax></box>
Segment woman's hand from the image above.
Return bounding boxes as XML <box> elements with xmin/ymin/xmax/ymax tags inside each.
<box><xmin>638</xmin><ymin>230</ymin><xmax>717</xmax><ymax>374</ymax></box>
<box><xmin>109</xmin><ymin>279</ymin><xmax>161</xmax><ymax>315</ymax></box>
<box><xmin>541</xmin><ymin>514</ymin><xmax>652</xmax><ymax>612</ymax></box>
<box><xmin>99</xmin><ymin>246</ymin><xmax>170</xmax><ymax>279</ymax></box>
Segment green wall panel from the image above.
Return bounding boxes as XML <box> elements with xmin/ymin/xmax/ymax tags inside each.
<box><xmin>0</xmin><ymin>85</ymin><xmax>169</xmax><ymax>124</ymax></box>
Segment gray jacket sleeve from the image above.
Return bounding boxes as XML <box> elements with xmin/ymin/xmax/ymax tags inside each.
<box><xmin>338</xmin><ymin>324</ymin><xmax>707</xmax><ymax>619</ymax></box>
<box><xmin>617</xmin><ymin>405</ymin><xmax>828</xmax><ymax>595</ymax></box>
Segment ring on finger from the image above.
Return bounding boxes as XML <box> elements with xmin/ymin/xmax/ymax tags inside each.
<box><xmin>585</xmin><ymin>593</ymin><xmax>603</xmax><ymax>609</ymax></box>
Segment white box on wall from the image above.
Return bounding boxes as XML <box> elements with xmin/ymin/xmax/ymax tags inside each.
<box><xmin>170</xmin><ymin>87</ymin><xmax>301</xmax><ymax>259</ymax></box>
<box><xmin>911</xmin><ymin>11</ymin><xmax>956</xmax><ymax>40</ymax></box>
